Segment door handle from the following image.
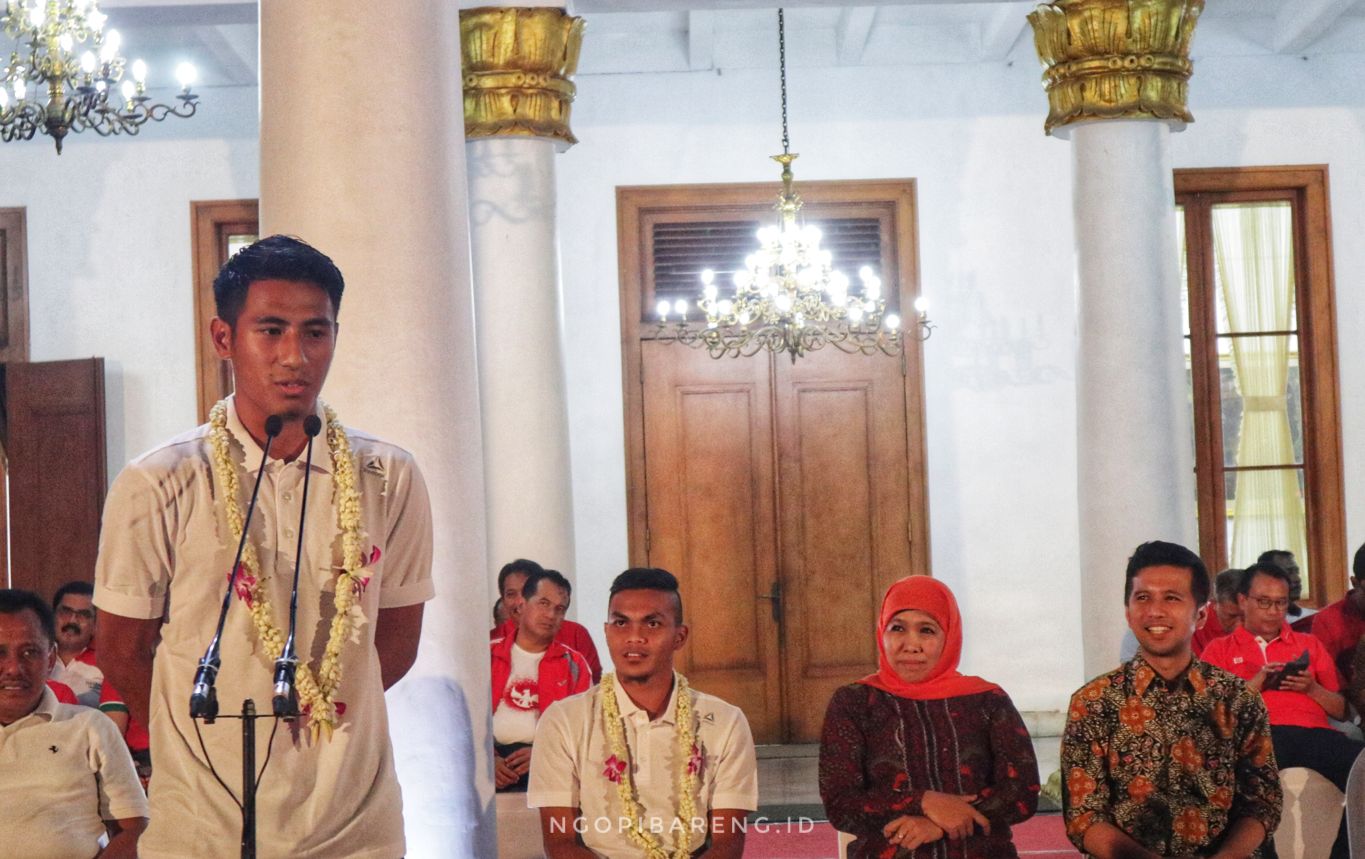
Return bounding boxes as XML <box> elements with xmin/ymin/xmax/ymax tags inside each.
<box><xmin>756</xmin><ymin>579</ymin><xmax>783</xmax><ymax>626</ymax></box>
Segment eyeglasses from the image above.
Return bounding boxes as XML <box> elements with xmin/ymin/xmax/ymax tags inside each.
<box><xmin>56</xmin><ymin>606</ymin><xmax>95</xmax><ymax>621</ymax></box>
<box><xmin>1250</xmin><ymin>597</ymin><xmax>1289</xmax><ymax>611</ymax></box>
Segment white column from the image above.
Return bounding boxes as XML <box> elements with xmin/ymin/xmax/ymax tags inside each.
<box><xmin>467</xmin><ymin>136</ymin><xmax>576</xmax><ymax>577</ymax></box>
<box><xmin>259</xmin><ymin>3</ymin><xmax>493</xmax><ymax>856</ymax></box>
<box><xmin>1069</xmin><ymin>119</ymin><xmax>1197</xmax><ymax>677</ymax></box>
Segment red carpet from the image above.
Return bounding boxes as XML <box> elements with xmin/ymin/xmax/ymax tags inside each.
<box><xmin>743</xmin><ymin>813</ymin><xmax>1077</xmax><ymax>858</ymax></box>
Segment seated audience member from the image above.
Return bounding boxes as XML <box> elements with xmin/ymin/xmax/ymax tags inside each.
<box><xmin>0</xmin><ymin>589</ymin><xmax>148</xmax><ymax>859</ymax></box>
<box><xmin>49</xmin><ymin>581</ymin><xmax>102</xmax><ymax>707</ymax></box>
<box><xmin>1258</xmin><ymin>549</ymin><xmax>1306</xmax><ymax>619</ymax></box>
<box><xmin>491</xmin><ymin>569</ymin><xmax>592</xmax><ymax>792</ymax></box>
<box><xmin>46</xmin><ymin>679</ymin><xmax>79</xmax><ymax>703</ymax></box>
<box><xmin>1063</xmin><ymin>541</ymin><xmax>1280</xmax><ymax>859</ymax></box>
<box><xmin>1193</xmin><ymin>568</ymin><xmax>1243</xmax><ymax>655</ymax></box>
<box><xmin>1202</xmin><ymin>561</ymin><xmax>1363</xmax><ymax>859</ymax></box>
<box><xmin>819</xmin><ymin>576</ymin><xmax>1039</xmax><ymax>857</ymax></box>
<box><xmin>529</xmin><ymin>568</ymin><xmax>758</xmax><ymax>858</ymax></box>
<box><xmin>493</xmin><ymin>596</ymin><xmax>509</xmax><ymax>628</ymax></box>
<box><xmin>492</xmin><ymin>558</ymin><xmax>603</xmax><ymax>683</ymax></box>
<box><xmin>1293</xmin><ymin>543</ymin><xmax>1365</xmax><ymax>687</ymax></box>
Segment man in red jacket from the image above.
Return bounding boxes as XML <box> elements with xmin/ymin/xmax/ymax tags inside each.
<box><xmin>490</xmin><ymin>569</ymin><xmax>592</xmax><ymax>792</ymax></box>
<box><xmin>491</xmin><ymin>558</ymin><xmax>602</xmax><ymax>682</ymax></box>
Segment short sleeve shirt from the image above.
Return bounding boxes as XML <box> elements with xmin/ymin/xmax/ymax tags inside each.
<box><xmin>0</xmin><ymin>687</ymin><xmax>149</xmax><ymax>859</ymax></box>
<box><xmin>528</xmin><ymin>674</ymin><xmax>759</xmax><ymax>859</ymax></box>
<box><xmin>1201</xmin><ymin>625</ymin><xmax>1342</xmax><ymax>729</ymax></box>
<box><xmin>93</xmin><ymin>398</ymin><xmax>434</xmax><ymax>859</ymax></box>
<box><xmin>48</xmin><ymin>647</ymin><xmax>103</xmax><ymax>709</ymax></box>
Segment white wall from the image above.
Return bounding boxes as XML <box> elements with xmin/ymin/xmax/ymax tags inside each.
<box><xmin>6</xmin><ymin>49</ymin><xmax>1365</xmax><ymax>716</ymax></box>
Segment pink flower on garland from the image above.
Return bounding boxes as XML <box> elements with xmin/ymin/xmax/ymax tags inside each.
<box><xmin>229</xmin><ymin>563</ymin><xmax>257</xmax><ymax>608</ymax></box>
<box><xmin>348</xmin><ymin>546</ymin><xmax>381</xmax><ymax>596</ymax></box>
<box><xmin>603</xmin><ymin>755</ymin><xmax>627</xmax><ymax>784</ymax></box>
<box><xmin>687</xmin><ymin>743</ymin><xmax>703</xmax><ymax>776</ymax></box>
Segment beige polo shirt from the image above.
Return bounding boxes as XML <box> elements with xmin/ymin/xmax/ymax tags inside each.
<box><xmin>528</xmin><ymin>673</ymin><xmax>758</xmax><ymax>858</ymax></box>
<box><xmin>94</xmin><ymin>398</ymin><xmax>434</xmax><ymax>859</ymax></box>
<box><xmin>0</xmin><ymin>687</ymin><xmax>149</xmax><ymax>859</ymax></box>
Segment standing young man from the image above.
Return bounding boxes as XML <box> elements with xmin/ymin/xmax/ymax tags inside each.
<box><xmin>491</xmin><ymin>568</ymin><xmax>592</xmax><ymax>791</ymax></box>
<box><xmin>1062</xmin><ymin>541</ymin><xmax>1281</xmax><ymax>859</ymax></box>
<box><xmin>94</xmin><ymin>236</ymin><xmax>434</xmax><ymax>859</ymax></box>
<box><xmin>529</xmin><ymin>568</ymin><xmax>758</xmax><ymax>858</ymax></box>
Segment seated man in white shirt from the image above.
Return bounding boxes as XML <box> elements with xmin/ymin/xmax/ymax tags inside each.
<box><xmin>0</xmin><ymin>589</ymin><xmax>148</xmax><ymax>859</ymax></box>
<box><xmin>49</xmin><ymin>580</ymin><xmax>102</xmax><ymax>708</ymax></box>
<box><xmin>529</xmin><ymin>568</ymin><xmax>758</xmax><ymax>859</ymax></box>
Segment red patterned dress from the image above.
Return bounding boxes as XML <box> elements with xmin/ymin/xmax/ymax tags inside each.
<box><xmin>819</xmin><ymin>684</ymin><xmax>1040</xmax><ymax>858</ymax></box>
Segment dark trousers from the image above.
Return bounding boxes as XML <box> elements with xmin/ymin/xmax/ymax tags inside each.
<box><xmin>1270</xmin><ymin>725</ymin><xmax>1363</xmax><ymax>859</ymax></box>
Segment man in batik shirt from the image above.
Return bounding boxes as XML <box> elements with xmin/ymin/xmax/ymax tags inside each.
<box><xmin>1062</xmin><ymin>541</ymin><xmax>1281</xmax><ymax>858</ymax></box>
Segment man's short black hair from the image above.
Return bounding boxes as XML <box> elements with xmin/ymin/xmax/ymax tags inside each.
<box><xmin>1238</xmin><ymin>562</ymin><xmax>1292</xmax><ymax>596</ymax></box>
<box><xmin>497</xmin><ymin>559</ymin><xmax>544</xmax><ymax>595</ymax></box>
<box><xmin>51</xmin><ymin>580</ymin><xmax>93</xmax><ymax>610</ymax></box>
<box><xmin>609</xmin><ymin>567</ymin><xmax>683</xmax><ymax>624</ymax></box>
<box><xmin>0</xmin><ymin>589</ymin><xmax>56</xmax><ymax>645</ymax></box>
<box><xmin>1257</xmin><ymin>549</ymin><xmax>1295</xmax><ymax>568</ymax></box>
<box><xmin>213</xmin><ymin>235</ymin><xmax>345</xmax><ymax>327</ymax></box>
<box><xmin>1213</xmin><ymin>569</ymin><xmax>1243</xmax><ymax>602</ymax></box>
<box><xmin>1353</xmin><ymin>543</ymin><xmax>1365</xmax><ymax>580</ymax></box>
<box><xmin>1124</xmin><ymin>541</ymin><xmax>1210</xmax><ymax>606</ymax></box>
<box><xmin>523</xmin><ymin>569</ymin><xmax>572</xmax><ymax>601</ymax></box>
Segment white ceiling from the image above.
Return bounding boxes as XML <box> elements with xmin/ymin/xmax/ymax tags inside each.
<box><xmin>82</xmin><ymin>0</ymin><xmax>1365</xmax><ymax>90</ymax></box>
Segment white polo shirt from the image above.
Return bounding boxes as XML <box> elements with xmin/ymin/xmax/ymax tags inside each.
<box><xmin>528</xmin><ymin>673</ymin><xmax>759</xmax><ymax>858</ymax></box>
<box><xmin>93</xmin><ymin>398</ymin><xmax>434</xmax><ymax>859</ymax></box>
<box><xmin>49</xmin><ymin>646</ymin><xmax>103</xmax><ymax>708</ymax></box>
<box><xmin>0</xmin><ymin>687</ymin><xmax>149</xmax><ymax>859</ymax></box>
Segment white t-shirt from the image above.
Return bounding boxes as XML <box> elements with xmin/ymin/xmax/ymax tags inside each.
<box><xmin>0</xmin><ymin>687</ymin><xmax>149</xmax><ymax>859</ymax></box>
<box><xmin>93</xmin><ymin>398</ymin><xmax>434</xmax><ymax>859</ymax></box>
<box><xmin>528</xmin><ymin>673</ymin><xmax>759</xmax><ymax>859</ymax></box>
<box><xmin>494</xmin><ymin>643</ymin><xmax>547</xmax><ymax>745</ymax></box>
<box><xmin>49</xmin><ymin>647</ymin><xmax>103</xmax><ymax>708</ymax></box>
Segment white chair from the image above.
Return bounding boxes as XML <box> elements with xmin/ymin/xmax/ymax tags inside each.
<box><xmin>496</xmin><ymin>791</ymin><xmax>546</xmax><ymax>859</ymax></box>
<box><xmin>1273</xmin><ymin>767</ymin><xmax>1344</xmax><ymax>859</ymax></box>
<box><xmin>1346</xmin><ymin>751</ymin><xmax>1365</xmax><ymax>859</ymax></box>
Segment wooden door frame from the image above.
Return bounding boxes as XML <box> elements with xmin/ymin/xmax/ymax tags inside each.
<box><xmin>0</xmin><ymin>207</ymin><xmax>29</xmax><ymax>364</ymax></box>
<box><xmin>617</xmin><ymin>178</ymin><xmax>932</xmax><ymax>576</ymax></box>
<box><xmin>191</xmin><ymin>199</ymin><xmax>259</xmax><ymax>422</ymax></box>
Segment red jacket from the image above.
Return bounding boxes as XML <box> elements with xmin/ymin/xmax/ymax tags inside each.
<box><xmin>490</xmin><ymin>631</ymin><xmax>591</xmax><ymax>715</ymax></box>
<box><xmin>490</xmin><ymin>617</ymin><xmax>603</xmax><ymax>683</ymax></box>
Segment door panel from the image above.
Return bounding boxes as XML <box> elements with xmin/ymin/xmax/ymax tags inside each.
<box><xmin>775</xmin><ymin>348</ymin><xmax>914</xmax><ymax>741</ymax></box>
<box><xmin>641</xmin><ymin>341</ymin><xmax>783</xmax><ymax>741</ymax></box>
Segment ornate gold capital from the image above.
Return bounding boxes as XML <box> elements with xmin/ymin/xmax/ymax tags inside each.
<box><xmin>1028</xmin><ymin>0</ymin><xmax>1203</xmax><ymax>136</ymax></box>
<box><xmin>460</xmin><ymin>7</ymin><xmax>585</xmax><ymax>148</ymax></box>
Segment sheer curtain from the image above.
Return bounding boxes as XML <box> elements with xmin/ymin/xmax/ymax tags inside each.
<box><xmin>1212</xmin><ymin>203</ymin><xmax>1307</xmax><ymax>571</ymax></box>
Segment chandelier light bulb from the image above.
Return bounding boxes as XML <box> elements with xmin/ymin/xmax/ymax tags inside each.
<box><xmin>673</xmin><ymin>299</ymin><xmax>688</xmax><ymax>317</ymax></box>
<box><xmin>703</xmin><ymin>283</ymin><xmax>718</xmax><ymax>301</ymax></box>
<box><xmin>59</xmin><ymin>33</ymin><xmax>73</xmax><ymax>53</ymax></box>
<box><xmin>914</xmin><ymin>295</ymin><xmax>928</xmax><ymax>315</ymax></box>
<box><xmin>86</xmin><ymin>8</ymin><xmax>106</xmax><ymax>30</ymax></box>
<box><xmin>733</xmin><ymin>270</ymin><xmax>752</xmax><ymax>290</ymax></box>
<box><xmin>775</xmin><ymin>292</ymin><xmax>793</xmax><ymax>313</ymax></box>
<box><xmin>0</xmin><ymin>89</ymin><xmax>8</xmax><ymax>109</ymax></box>
<box><xmin>700</xmin><ymin>268</ymin><xmax>714</xmax><ymax>285</ymax></box>
<box><xmin>885</xmin><ymin>314</ymin><xmax>901</xmax><ymax>331</ymax></box>
<box><xmin>656</xmin><ymin>300</ymin><xmax>670</xmax><ymax>320</ymax></box>
<box><xmin>99</xmin><ymin>30</ymin><xmax>120</xmax><ymax>62</ymax></box>
<box><xmin>73</xmin><ymin>0</ymin><xmax>89</xmax><ymax>11</ymax></box>
<box><xmin>865</xmin><ymin>281</ymin><xmax>881</xmax><ymax>301</ymax></box>
<box><xmin>27</xmin><ymin>5</ymin><xmax>43</xmax><ymax>28</ymax></box>
<box><xmin>120</xmin><ymin>79</ymin><xmax>135</xmax><ymax>101</ymax></box>
<box><xmin>803</xmin><ymin>224</ymin><xmax>821</xmax><ymax>244</ymax></box>
<box><xmin>175</xmin><ymin>62</ymin><xmax>197</xmax><ymax>89</ymax></box>
<box><xmin>131</xmin><ymin>59</ymin><xmax>147</xmax><ymax>83</ymax></box>
<box><xmin>94</xmin><ymin>79</ymin><xmax>106</xmax><ymax>92</ymax></box>
<box><xmin>737</xmin><ymin>310</ymin><xmax>752</xmax><ymax>325</ymax></box>
<box><xmin>13</xmin><ymin>78</ymin><xmax>25</xmax><ymax>99</ymax></box>
<box><xmin>718</xmin><ymin>299</ymin><xmax>734</xmax><ymax>317</ymax></box>
<box><xmin>80</xmin><ymin>51</ymin><xmax>96</xmax><ymax>74</ymax></box>
<box><xmin>849</xmin><ymin>305</ymin><xmax>865</xmax><ymax>323</ymax></box>
<box><xmin>859</xmin><ymin>266</ymin><xmax>875</xmax><ymax>282</ymax></box>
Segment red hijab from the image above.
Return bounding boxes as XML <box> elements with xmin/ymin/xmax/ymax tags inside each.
<box><xmin>859</xmin><ymin>576</ymin><xmax>1001</xmax><ymax>700</ymax></box>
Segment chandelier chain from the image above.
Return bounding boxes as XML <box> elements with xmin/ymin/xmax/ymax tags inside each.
<box><xmin>778</xmin><ymin>8</ymin><xmax>789</xmax><ymax>156</ymax></box>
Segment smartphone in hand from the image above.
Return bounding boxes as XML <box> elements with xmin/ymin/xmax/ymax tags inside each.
<box><xmin>1264</xmin><ymin>650</ymin><xmax>1310</xmax><ymax>690</ymax></box>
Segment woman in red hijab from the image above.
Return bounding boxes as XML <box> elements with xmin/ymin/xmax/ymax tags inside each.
<box><xmin>818</xmin><ymin>576</ymin><xmax>1039</xmax><ymax>858</ymax></box>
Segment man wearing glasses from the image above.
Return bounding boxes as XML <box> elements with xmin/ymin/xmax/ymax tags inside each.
<box><xmin>1203</xmin><ymin>561</ymin><xmax>1362</xmax><ymax>859</ymax></box>
<box><xmin>49</xmin><ymin>581</ymin><xmax>102</xmax><ymax>708</ymax></box>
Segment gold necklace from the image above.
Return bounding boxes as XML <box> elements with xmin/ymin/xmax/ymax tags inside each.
<box><xmin>208</xmin><ymin>399</ymin><xmax>367</xmax><ymax>741</ymax></box>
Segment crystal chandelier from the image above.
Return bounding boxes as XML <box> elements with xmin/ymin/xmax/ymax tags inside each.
<box><xmin>0</xmin><ymin>0</ymin><xmax>199</xmax><ymax>154</ymax></box>
<box><xmin>654</xmin><ymin>8</ymin><xmax>931</xmax><ymax>361</ymax></box>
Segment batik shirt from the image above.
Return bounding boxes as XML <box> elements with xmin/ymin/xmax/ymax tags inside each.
<box><xmin>1061</xmin><ymin>656</ymin><xmax>1281</xmax><ymax>857</ymax></box>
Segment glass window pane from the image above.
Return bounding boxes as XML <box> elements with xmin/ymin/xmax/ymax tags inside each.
<box><xmin>1216</xmin><ymin>333</ymin><xmax>1302</xmax><ymax>467</ymax></box>
<box><xmin>1225</xmin><ymin>466</ymin><xmax>1307</xmax><ymax>597</ymax></box>
<box><xmin>1210</xmin><ymin>202</ymin><xmax>1296</xmax><ymax>335</ymax></box>
<box><xmin>226</xmin><ymin>233</ymin><xmax>257</xmax><ymax>258</ymax></box>
<box><xmin>1177</xmin><ymin>206</ymin><xmax>1190</xmax><ymax>341</ymax></box>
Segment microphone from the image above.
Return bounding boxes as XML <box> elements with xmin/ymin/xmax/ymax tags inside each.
<box><xmin>273</xmin><ymin>414</ymin><xmax>323</xmax><ymax>719</ymax></box>
<box><xmin>190</xmin><ymin>414</ymin><xmax>285</xmax><ymax>721</ymax></box>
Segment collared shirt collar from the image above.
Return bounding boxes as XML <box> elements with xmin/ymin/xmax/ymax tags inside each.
<box><xmin>3</xmin><ymin>685</ymin><xmax>58</xmax><ymax>730</ymax></box>
<box><xmin>611</xmin><ymin>672</ymin><xmax>681</xmax><ymax>726</ymax></box>
<box><xmin>226</xmin><ymin>395</ymin><xmax>333</xmax><ymax>476</ymax></box>
<box><xmin>1130</xmin><ymin>654</ymin><xmax>1203</xmax><ymax>698</ymax></box>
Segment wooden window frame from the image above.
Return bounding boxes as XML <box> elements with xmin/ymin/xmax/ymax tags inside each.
<box><xmin>617</xmin><ymin>179</ymin><xmax>930</xmax><ymax>575</ymax></box>
<box><xmin>191</xmin><ymin>199</ymin><xmax>259</xmax><ymax>422</ymax></box>
<box><xmin>1175</xmin><ymin>165</ymin><xmax>1345</xmax><ymax>606</ymax></box>
<box><xmin>0</xmin><ymin>207</ymin><xmax>29</xmax><ymax>364</ymax></box>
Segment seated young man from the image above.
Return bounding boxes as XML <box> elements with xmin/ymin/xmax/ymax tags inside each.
<box><xmin>1202</xmin><ymin>561</ymin><xmax>1363</xmax><ymax>859</ymax></box>
<box><xmin>492</xmin><ymin>558</ymin><xmax>602</xmax><ymax>682</ymax></box>
<box><xmin>1062</xmin><ymin>541</ymin><xmax>1280</xmax><ymax>859</ymax></box>
<box><xmin>528</xmin><ymin>568</ymin><xmax>758</xmax><ymax>858</ymax></box>
<box><xmin>491</xmin><ymin>569</ymin><xmax>592</xmax><ymax>792</ymax></box>
<box><xmin>0</xmin><ymin>589</ymin><xmax>148</xmax><ymax>859</ymax></box>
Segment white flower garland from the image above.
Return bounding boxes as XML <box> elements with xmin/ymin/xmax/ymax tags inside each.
<box><xmin>208</xmin><ymin>399</ymin><xmax>366</xmax><ymax>742</ymax></box>
<box><xmin>599</xmin><ymin>672</ymin><xmax>701</xmax><ymax>859</ymax></box>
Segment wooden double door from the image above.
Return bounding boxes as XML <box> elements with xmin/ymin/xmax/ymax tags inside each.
<box><xmin>637</xmin><ymin>343</ymin><xmax>926</xmax><ymax>743</ymax></box>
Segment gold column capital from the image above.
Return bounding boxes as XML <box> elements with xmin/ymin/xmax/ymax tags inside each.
<box><xmin>1028</xmin><ymin>0</ymin><xmax>1203</xmax><ymax>136</ymax></box>
<box><xmin>460</xmin><ymin>6</ymin><xmax>585</xmax><ymax>148</ymax></box>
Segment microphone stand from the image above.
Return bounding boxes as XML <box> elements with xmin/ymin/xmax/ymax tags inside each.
<box><xmin>273</xmin><ymin>414</ymin><xmax>322</xmax><ymax>719</ymax></box>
